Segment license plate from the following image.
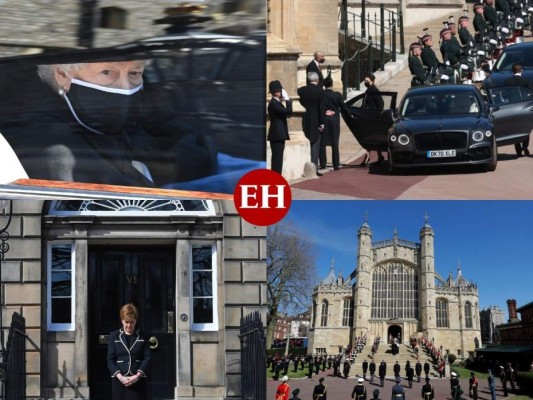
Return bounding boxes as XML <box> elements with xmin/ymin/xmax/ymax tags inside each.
<box><xmin>427</xmin><ymin>150</ymin><xmax>456</xmax><ymax>158</ymax></box>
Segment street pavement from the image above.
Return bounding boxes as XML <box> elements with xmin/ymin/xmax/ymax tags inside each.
<box><xmin>268</xmin><ymin>370</ymin><xmax>517</xmax><ymax>400</ymax></box>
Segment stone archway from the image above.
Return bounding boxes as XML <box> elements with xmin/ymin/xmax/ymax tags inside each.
<box><xmin>388</xmin><ymin>324</ymin><xmax>402</xmax><ymax>342</ymax></box>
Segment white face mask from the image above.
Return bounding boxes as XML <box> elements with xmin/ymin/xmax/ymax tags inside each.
<box><xmin>67</xmin><ymin>74</ymin><xmax>143</xmax><ymax>95</ymax></box>
<box><xmin>61</xmin><ymin>73</ymin><xmax>144</xmax><ymax>135</ymax></box>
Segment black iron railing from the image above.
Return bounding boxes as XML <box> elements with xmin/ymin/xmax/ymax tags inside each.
<box><xmin>340</xmin><ymin>0</ymin><xmax>405</xmax><ymax>96</ymax></box>
<box><xmin>240</xmin><ymin>311</ymin><xmax>266</xmax><ymax>400</ymax></box>
<box><xmin>0</xmin><ymin>313</ymin><xmax>26</xmax><ymax>400</ymax></box>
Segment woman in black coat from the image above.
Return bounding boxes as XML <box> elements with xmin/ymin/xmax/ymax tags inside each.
<box><xmin>320</xmin><ymin>75</ymin><xmax>352</xmax><ymax>170</ymax></box>
<box><xmin>107</xmin><ymin>303</ymin><xmax>151</xmax><ymax>400</ymax></box>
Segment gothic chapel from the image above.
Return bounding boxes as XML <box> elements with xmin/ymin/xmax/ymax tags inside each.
<box><xmin>308</xmin><ymin>217</ymin><xmax>481</xmax><ymax>358</ymax></box>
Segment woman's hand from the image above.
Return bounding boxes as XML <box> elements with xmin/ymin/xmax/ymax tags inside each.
<box><xmin>124</xmin><ymin>372</ymin><xmax>142</xmax><ymax>387</ymax></box>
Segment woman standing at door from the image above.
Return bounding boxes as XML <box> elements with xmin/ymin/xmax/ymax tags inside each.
<box><xmin>108</xmin><ymin>303</ymin><xmax>151</xmax><ymax>400</ymax></box>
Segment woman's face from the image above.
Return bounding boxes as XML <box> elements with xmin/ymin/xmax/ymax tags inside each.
<box><xmin>56</xmin><ymin>61</ymin><xmax>146</xmax><ymax>92</ymax></box>
<box><xmin>121</xmin><ymin>318</ymin><xmax>137</xmax><ymax>335</ymax></box>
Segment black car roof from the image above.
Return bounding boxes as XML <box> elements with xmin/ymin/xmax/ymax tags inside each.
<box><xmin>406</xmin><ymin>84</ymin><xmax>480</xmax><ymax>95</ymax></box>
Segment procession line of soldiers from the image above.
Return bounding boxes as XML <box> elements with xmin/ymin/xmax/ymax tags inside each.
<box><xmin>408</xmin><ymin>0</ymin><xmax>532</xmax><ymax>87</ymax></box>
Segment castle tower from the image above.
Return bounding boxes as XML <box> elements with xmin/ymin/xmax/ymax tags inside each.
<box><xmin>353</xmin><ymin>215</ymin><xmax>373</xmax><ymax>339</ymax></box>
<box><xmin>419</xmin><ymin>213</ymin><xmax>436</xmax><ymax>333</ymax></box>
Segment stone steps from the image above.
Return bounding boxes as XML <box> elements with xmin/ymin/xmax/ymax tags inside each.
<box><xmin>347</xmin><ymin>344</ymin><xmax>438</xmax><ymax>378</ymax></box>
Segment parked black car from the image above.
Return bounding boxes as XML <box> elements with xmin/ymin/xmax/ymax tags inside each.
<box><xmin>387</xmin><ymin>85</ymin><xmax>497</xmax><ymax>173</ymax></box>
<box><xmin>485</xmin><ymin>42</ymin><xmax>533</xmax><ymax>87</ymax></box>
<box><xmin>344</xmin><ymin>83</ymin><xmax>533</xmax><ymax>173</ymax></box>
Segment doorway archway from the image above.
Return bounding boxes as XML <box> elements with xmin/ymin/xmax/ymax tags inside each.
<box><xmin>388</xmin><ymin>325</ymin><xmax>402</xmax><ymax>342</ymax></box>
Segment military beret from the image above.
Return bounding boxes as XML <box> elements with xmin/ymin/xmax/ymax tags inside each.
<box><xmin>459</xmin><ymin>15</ymin><xmax>469</xmax><ymax>22</ymax></box>
<box><xmin>410</xmin><ymin>42</ymin><xmax>422</xmax><ymax>51</ymax></box>
<box><xmin>422</xmin><ymin>34</ymin><xmax>433</xmax><ymax>43</ymax></box>
<box><xmin>473</xmin><ymin>2</ymin><xmax>484</xmax><ymax>8</ymax></box>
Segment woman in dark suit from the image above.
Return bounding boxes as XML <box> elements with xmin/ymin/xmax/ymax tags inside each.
<box><xmin>107</xmin><ymin>303</ymin><xmax>150</xmax><ymax>400</ymax></box>
<box><xmin>320</xmin><ymin>75</ymin><xmax>352</xmax><ymax>171</ymax></box>
<box><xmin>267</xmin><ymin>80</ymin><xmax>293</xmax><ymax>175</ymax></box>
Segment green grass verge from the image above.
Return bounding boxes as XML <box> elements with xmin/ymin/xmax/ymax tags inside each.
<box><xmin>267</xmin><ymin>367</ymin><xmax>320</xmax><ymax>380</ymax></box>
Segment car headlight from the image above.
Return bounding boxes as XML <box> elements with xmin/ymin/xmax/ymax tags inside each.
<box><xmin>472</xmin><ymin>131</ymin><xmax>484</xmax><ymax>142</ymax></box>
<box><xmin>398</xmin><ymin>134</ymin><xmax>410</xmax><ymax>145</ymax></box>
<box><xmin>485</xmin><ymin>130</ymin><xmax>492</xmax><ymax>138</ymax></box>
<box><xmin>390</xmin><ymin>135</ymin><xmax>397</xmax><ymax>142</ymax></box>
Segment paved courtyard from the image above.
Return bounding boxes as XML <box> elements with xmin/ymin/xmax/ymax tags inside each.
<box><xmin>268</xmin><ymin>369</ymin><xmax>518</xmax><ymax>400</ymax></box>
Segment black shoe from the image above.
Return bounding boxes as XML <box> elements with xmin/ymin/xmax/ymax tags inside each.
<box><xmin>525</xmin><ymin>148</ymin><xmax>530</xmax><ymax>156</ymax></box>
<box><xmin>317</xmin><ymin>171</ymin><xmax>323</xmax><ymax>177</ymax></box>
<box><xmin>334</xmin><ymin>167</ymin><xmax>340</xmax><ymax>171</ymax></box>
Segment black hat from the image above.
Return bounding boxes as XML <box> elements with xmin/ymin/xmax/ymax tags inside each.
<box><xmin>422</xmin><ymin>34</ymin><xmax>433</xmax><ymax>43</ymax></box>
<box><xmin>269</xmin><ymin>80</ymin><xmax>283</xmax><ymax>93</ymax></box>
<box><xmin>292</xmin><ymin>389</ymin><xmax>300</xmax><ymax>395</ymax></box>
<box><xmin>319</xmin><ymin>377</ymin><xmax>325</xmax><ymax>383</ymax></box>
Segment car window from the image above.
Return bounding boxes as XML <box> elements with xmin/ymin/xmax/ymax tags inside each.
<box><xmin>488</xmin><ymin>86</ymin><xmax>529</xmax><ymax>105</ymax></box>
<box><xmin>400</xmin><ymin>92</ymin><xmax>480</xmax><ymax>117</ymax></box>
<box><xmin>494</xmin><ymin>49</ymin><xmax>533</xmax><ymax>70</ymax></box>
<box><xmin>0</xmin><ymin>4</ymin><xmax>265</xmax><ymax>197</ymax></box>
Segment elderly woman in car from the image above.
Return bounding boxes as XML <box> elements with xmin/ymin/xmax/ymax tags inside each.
<box><xmin>0</xmin><ymin>59</ymin><xmax>218</xmax><ymax>188</ymax></box>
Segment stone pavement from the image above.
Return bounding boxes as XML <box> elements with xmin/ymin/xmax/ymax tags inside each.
<box><xmin>268</xmin><ymin>370</ymin><xmax>518</xmax><ymax>400</ymax></box>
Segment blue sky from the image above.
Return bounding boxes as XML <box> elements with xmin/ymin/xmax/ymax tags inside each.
<box><xmin>283</xmin><ymin>200</ymin><xmax>533</xmax><ymax>320</ymax></box>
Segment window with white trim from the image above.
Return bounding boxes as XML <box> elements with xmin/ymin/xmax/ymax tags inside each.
<box><xmin>191</xmin><ymin>243</ymin><xmax>218</xmax><ymax>331</ymax></box>
<box><xmin>47</xmin><ymin>242</ymin><xmax>75</xmax><ymax>331</ymax></box>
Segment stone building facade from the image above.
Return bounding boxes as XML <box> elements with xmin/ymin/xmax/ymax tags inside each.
<box><xmin>0</xmin><ymin>199</ymin><xmax>266</xmax><ymax>400</ymax></box>
<box><xmin>480</xmin><ymin>305</ymin><xmax>505</xmax><ymax>344</ymax></box>
<box><xmin>309</xmin><ymin>218</ymin><xmax>481</xmax><ymax>359</ymax></box>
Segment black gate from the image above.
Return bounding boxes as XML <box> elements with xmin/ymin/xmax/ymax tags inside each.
<box><xmin>1</xmin><ymin>312</ymin><xmax>26</xmax><ymax>400</ymax></box>
<box><xmin>240</xmin><ymin>311</ymin><xmax>266</xmax><ymax>400</ymax></box>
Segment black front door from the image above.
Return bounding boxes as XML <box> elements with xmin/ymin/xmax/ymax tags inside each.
<box><xmin>88</xmin><ymin>246</ymin><xmax>176</xmax><ymax>399</ymax></box>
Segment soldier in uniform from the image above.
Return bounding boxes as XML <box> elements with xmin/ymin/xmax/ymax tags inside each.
<box><xmin>407</xmin><ymin>365</ymin><xmax>415</xmax><ymax>388</ymax></box>
<box><xmin>315</xmin><ymin>356</ymin><xmax>321</xmax><ymax>375</ymax></box>
<box><xmin>488</xmin><ymin>369</ymin><xmax>497</xmax><ymax>400</ymax></box>
<box><xmin>351</xmin><ymin>377</ymin><xmax>367</xmax><ymax>400</ymax></box>
<box><xmin>421</xmin><ymin>33</ymin><xmax>442</xmax><ymax>80</ymax></box>
<box><xmin>393</xmin><ymin>361</ymin><xmax>401</xmax><ymax>378</ymax></box>
<box><xmin>344</xmin><ymin>359</ymin><xmax>352</xmax><ymax>379</ymax></box>
<box><xmin>423</xmin><ymin>361</ymin><xmax>430</xmax><ymax>378</ymax></box>
<box><xmin>391</xmin><ymin>377</ymin><xmax>406</xmax><ymax>400</ymax></box>
<box><xmin>379</xmin><ymin>361</ymin><xmax>387</xmax><ymax>387</ymax></box>
<box><xmin>313</xmin><ymin>377</ymin><xmax>327</xmax><ymax>400</ymax></box>
<box><xmin>469</xmin><ymin>371</ymin><xmax>479</xmax><ymax>400</ymax></box>
<box><xmin>369</xmin><ymin>360</ymin><xmax>376</xmax><ymax>384</ymax></box>
<box><xmin>290</xmin><ymin>388</ymin><xmax>302</xmax><ymax>400</ymax></box>
<box><xmin>363</xmin><ymin>360</ymin><xmax>369</xmax><ymax>381</ymax></box>
<box><xmin>484</xmin><ymin>0</ymin><xmax>498</xmax><ymax>29</ymax></box>
<box><xmin>421</xmin><ymin>377</ymin><xmax>434</xmax><ymax>400</ymax></box>
<box><xmin>447</xmin><ymin>18</ymin><xmax>462</xmax><ymax>48</ymax></box>
<box><xmin>458</xmin><ymin>15</ymin><xmax>476</xmax><ymax>48</ymax></box>
<box><xmin>415</xmin><ymin>361</ymin><xmax>422</xmax><ymax>382</ymax></box>
<box><xmin>409</xmin><ymin>42</ymin><xmax>429</xmax><ymax>86</ymax></box>
<box><xmin>333</xmin><ymin>357</ymin><xmax>339</xmax><ymax>377</ymax></box>
<box><xmin>450</xmin><ymin>372</ymin><xmax>460</xmax><ymax>400</ymax></box>
<box><xmin>439</xmin><ymin>28</ymin><xmax>461</xmax><ymax>83</ymax></box>
<box><xmin>473</xmin><ymin>3</ymin><xmax>488</xmax><ymax>40</ymax></box>
<box><xmin>308</xmin><ymin>356</ymin><xmax>314</xmax><ymax>379</ymax></box>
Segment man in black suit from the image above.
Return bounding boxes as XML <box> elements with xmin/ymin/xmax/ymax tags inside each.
<box><xmin>306</xmin><ymin>51</ymin><xmax>326</xmax><ymax>86</ymax></box>
<box><xmin>505</xmin><ymin>63</ymin><xmax>531</xmax><ymax>156</ymax></box>
<box><xmin>378</xmin><ymin>361</ymin><xmax>387</xmax><ymax>387</ymax></box>
<box><xmin>298</xmin><ymin>71</ymin><xmax>326</xmax><ymax>176</ymax></box>
<box><xmin>267</xmin><ymin>80</ymin><xmax>293</xmax><ymax>174</ymax></box>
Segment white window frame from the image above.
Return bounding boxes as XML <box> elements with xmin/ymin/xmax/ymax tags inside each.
<box><xmin>47</xmin><ymin>241</ymin><xmax>76</xmax><ymax>331</ymax></box>
<box><xmin>190</xmin><ymin>242</ymin><xmax>218</xmax><ymax>331</ymax></box>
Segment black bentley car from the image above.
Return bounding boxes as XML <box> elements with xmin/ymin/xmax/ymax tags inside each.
<box><xmin>485</xmin><ymin>42</ymin><xmax>533</xmax><ymax>87</ymax></box>
<box><xmin>388</xmin><ymin>85</ymin><xmax>497</xmax><ymax>172</ymax></box>
<box><xmin>343</xmin><ymin>84</ymin><xmax>533</xmax><ymax>173</ymax></box>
